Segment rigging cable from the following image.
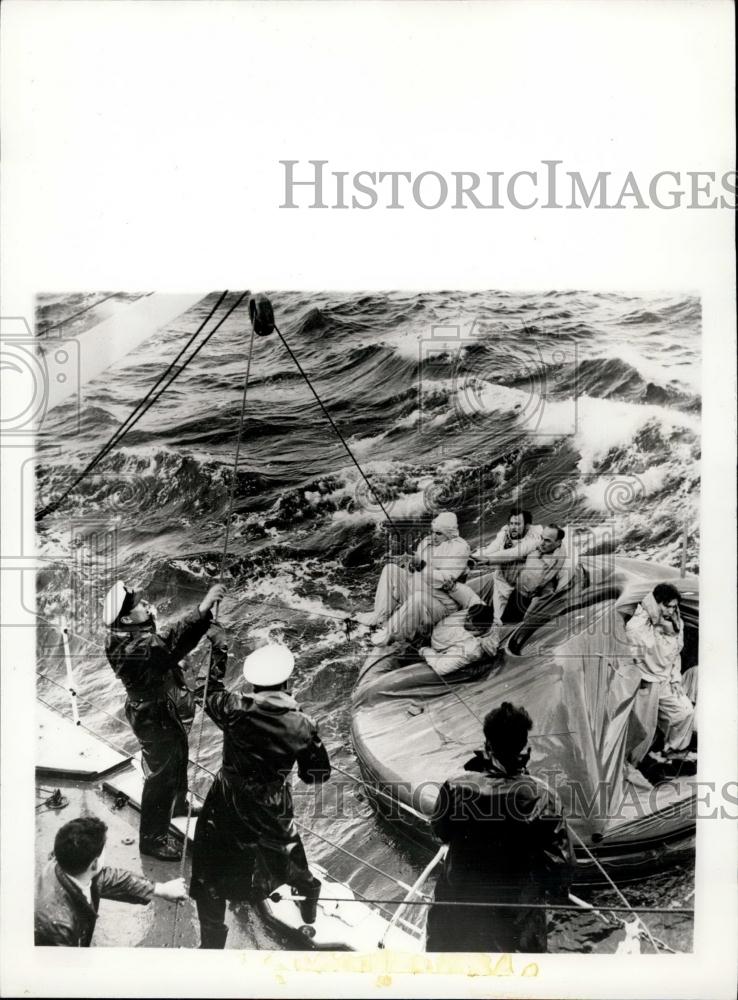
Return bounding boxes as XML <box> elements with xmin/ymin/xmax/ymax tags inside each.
<box><xmin>171</xmin><ymin>312</ymin><xmax>257</xmax><ymax>946</ymax></box>
<box><xmin>36</xmin><ymin>290</ymin><xmax>240</xmax><ymax>522</ymax></box>
<box><xmin>273</xmin><ymin>321</ymin><xmax>401</xmax><ymax>542</ymax></box>
<box><xmin>267</xmin><ymin>892</ymin><xmax>693</xmax><ymax>916</ymax></box>
<box><xmin>37</xmin><ymin>293</ymin><xmax>123</xmax><ymax>336</ymax></box>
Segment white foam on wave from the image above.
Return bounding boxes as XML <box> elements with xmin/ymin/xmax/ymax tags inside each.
<box><xmin>348</xmin><ymin>432</ymin><xmax>389</xmax><ymax>454</ymax></box>
<box><xmin>448</xmin><ymin>377</ymin><xmax>700</xmax><ymax>473</ymax></box>
<box><xmin>382</xmin><ymin>314</ymin><xmax>479</xmax><ymax>361</ymax></box>
<box><xmin>562</xmin><ymin>396</ymin><xmax>699</xmax><ymax>474</ymax></box>
<box><xmin>594</xmin><ymin>345</ymin><xmax>702</xmax><ymax>394</ymax></box>
<box><xmin>238</xmin><ymin>563</ymin><xmax>353</xmax><ymax>641</ymax></box>
<box><xmin>579</xmin><ymin>463</ymin><xmax>672</xmax><ymax>512</ymax></box>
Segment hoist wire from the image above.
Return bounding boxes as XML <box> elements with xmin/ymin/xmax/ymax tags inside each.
<box><xmin>172</xmin><ymin>314</ymin><xmax>257</xmax><ymax>945</ymax></box>
<box><xmin>219</xmin><ymin>323</ymin><xmax>256</xmax><ymax>582</ymax></box>
<box><xmin>36</xmin><ymin>290</ymin><xmax>235</xmax><ymax>522</ymax></box>
<box><xmin>273</xmin><ymin>321</ymin><xmax>401</xmax><ymax>541</ymax></box>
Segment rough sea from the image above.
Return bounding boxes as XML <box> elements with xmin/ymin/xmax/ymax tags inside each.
<box><xmin>35</xmin><ymin>290</ymin><xmax>700</xmax><ymax>952</ymax></box>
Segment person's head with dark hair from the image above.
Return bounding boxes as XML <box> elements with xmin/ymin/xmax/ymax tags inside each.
<box><xmin>483</xmin><ymin>702</ymin><xmax>533</xmax><ymax>771</ymax></box>
<box><xmin>651</xmin><ymin>582</ymin><xmax>681</xmax><ymax>627</ymax></box>
<box><xmin>539</xmin><ymin>524</ymin><xmax>565</xmax><ymax>554</ymax></box>
<box><xmin>507</xmin><ymin>508</ymin><xmax>533</xmax><ymax>540</ymax></box>
<box><xmin>653</xmin><ymin>582</ymin><xmax>680</xmax><ymax>608</ymax></box>
<box><xmin>464</xmin><ymin>602</ymin><xmax>496</xmax><ymax>636</ymax></box>
<box><xmin>53</xmin><ymin>816</ymin><xmax>108</xmax><ymax>877</ymax></box>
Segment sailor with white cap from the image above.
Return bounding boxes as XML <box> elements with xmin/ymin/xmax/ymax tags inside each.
<box><xmin>189</xmin><ymin>635</ymin><xmax>331</xmax><ymax>948</ymax></box>
<box><xmin>354</xmin><ymin>510</ymin><xmax>472</xmax><ymax>645</ymax></box>
<box><xmin>104</xmin><ymin>578</ymin><xmax>226</xmax><ymax>861</ymax></box>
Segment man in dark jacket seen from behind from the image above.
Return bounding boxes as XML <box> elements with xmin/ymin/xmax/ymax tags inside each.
<box><xmin>190</xmin><ymin>634</ymin><xmax>331</xmax><ymax>948</ymax></box>
<box><xmin>104</xmin><ymin>579</ymin><xmax>226</xmax><ymax>860</ymax></box>
<box><xmin>426</xmin><ymin>701</ymin><xmax>573</xmax><ymax>952</ymax></box>
<box><xmin>35</xmin><ymin>816</ymin><xmax>186</xmax><ymax>946</ymax></box>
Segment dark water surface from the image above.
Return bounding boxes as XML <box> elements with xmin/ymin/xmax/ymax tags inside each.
<box><xmin>36</xmin><ymin>290</ymin><xmax>699</xmax><ymax>951</ymax></box>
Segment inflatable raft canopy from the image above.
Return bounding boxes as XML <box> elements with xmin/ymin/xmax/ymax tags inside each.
<box><xmin>351</xmin><ymin>556</ymin><xmax>698</xmax><ymax>883</ymax></box>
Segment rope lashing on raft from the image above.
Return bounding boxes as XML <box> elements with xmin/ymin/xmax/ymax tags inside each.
<box><xmin>36</xmin><ymin>290</ymin><xmax>242</xmax><ymax>522</ymax></box>
<box><xmin>35</xmin><ymin>682</ymin><xmax>691</xmax><ymax>950</ymax></box>
<box><xmin>373</xmin><ymin>632</ymin><xmax>666</xmax><ymax>952</ymax></box>
<box><xmin>35</xmin><ymin>292</ymin><xmax>688</xmax><ymax>951</ymax></box>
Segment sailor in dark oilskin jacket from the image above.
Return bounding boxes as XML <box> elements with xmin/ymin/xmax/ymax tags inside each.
<box><xmin>103</xmin><ymin>579</ymin><xmax>226</xmax><ymax>860</ymax></box>
<box><xmin>35</xmin><ymin>816</ymin><xmax>186</xmax><ymax>946</ymax></box>
<box><xmin>426</xmin><ymin>701</ymin><xmax>574</xmax><ymax>953</ymax></box>
<box><xmin>190</xmin><ymin>634</ymin><xmax>332</xmax><ymax>948</ymax></box>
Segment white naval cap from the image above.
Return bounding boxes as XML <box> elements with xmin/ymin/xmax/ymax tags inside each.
<box><xmin>103</xmin><ymin>580</ymin><xmax>138</xmax><ymax>627</ymax></box>
<box><xmin>242</xmin><ymin>643</ymin><xmax>295</xmax><ymax>686</ymax></box>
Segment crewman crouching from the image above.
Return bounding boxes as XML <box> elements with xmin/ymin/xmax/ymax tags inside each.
<box><xmin>35</xmin><ymin>816</ymin><xmax>187</xmax><ymax>946</ymax></box>
<box><xmin>189</xmin><ymin>631</ymin><xmax>332</xmax><ymax>948</ymax></box>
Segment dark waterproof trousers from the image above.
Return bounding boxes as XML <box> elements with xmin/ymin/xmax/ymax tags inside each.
<box><xmin>126</xmin><ymin>689</ymin><xmax>193</xmax><ymax>847</ymax></box>
<box><xmin>426</xmin><ymin>868</ymin><xmax>548</xmax><ymax>952</ymax></box>
<box><xmin>196</xmin><ymin>897</ymin><xmax>230</xmax><ymax>949</ymax></box>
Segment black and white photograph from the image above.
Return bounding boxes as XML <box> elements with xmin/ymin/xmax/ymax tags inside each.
<box><xmin>1</xmin><ymin>2</ymin><xmax>734</xmax><ymax>998</ymax></box>
<box><xmin>33</xmin><ymin>289</ymin><xmax>699</xmax><ymax>954</ymax></box>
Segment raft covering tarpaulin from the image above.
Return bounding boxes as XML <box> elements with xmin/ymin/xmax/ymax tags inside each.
<box><xmin>351</xmin><ymin>568</ymin><xmax>698</xmax><ymax>849</ymax></box>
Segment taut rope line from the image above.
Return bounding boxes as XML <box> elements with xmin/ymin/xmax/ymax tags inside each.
<box><xmin>273</xmin><ymin>321</ymin><xmax>402</xmax><ymax>542</ymax></box>
<box><xmin>36</xmin><ymin>290</ymin><xmax>240</xmax><ymax>522</ymax></box>
<box><xmin>171</xmin><ymin>309</ymin><xmax>257</xmax><ymax>946</ymax></box>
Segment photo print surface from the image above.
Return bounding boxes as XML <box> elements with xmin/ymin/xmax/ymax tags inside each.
<box><xmin>34</xmin><ymin>289</ymin><xmax>699</xmax><ymax>953</ymax></box>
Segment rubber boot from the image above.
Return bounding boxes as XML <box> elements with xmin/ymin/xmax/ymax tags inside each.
<box><xmin>297</xmin><ymin>880</ymin><xmax>322</xmax><ymax>925</ymax></box>
<box><xmin>199</xmin><ymin>923</ymin><xmax>229</xmax><ymax>949</ymax></box>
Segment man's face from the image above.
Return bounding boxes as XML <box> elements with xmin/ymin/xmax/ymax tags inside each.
<box><xmin>538</xmin><ymin>528</ymin><xmax>561</xmax><ymax>554</ymax></box>
<box><xmin>508</xmin><ymin>514</ymin><xmax>526</xmax><ymax>539</ymax></box>
<box><xmin>125</xmin><ymin>597</ymin><xmax>157</xmax><ymax>626</ymax></box>
<box><xmin>430</xmin><ymin>529</ymin><xmax>445</xmax><ymax>546</ymax></box>
<box><xmin>659</xmin><ymin>597</ymin><xmax>679</xmax><ymax>622</ymax></box>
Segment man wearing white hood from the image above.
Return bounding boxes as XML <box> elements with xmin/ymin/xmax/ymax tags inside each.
<box><xmin>355</xmin><ymin>511</ymin><xmax>471</xmax><ymax>646</ymax></box>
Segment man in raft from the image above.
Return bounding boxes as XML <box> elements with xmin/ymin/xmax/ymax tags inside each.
<box><xmin>449</xmin><ymin>523</ymin><xmax>574</xmax><ymax>625</ymax></box>
<box><xmin>624</xmin><ymin>582</ymin><xmax>696</xmax><ymax>781</ymax></box>
<box><xmin>426</xmin><ymin>701</ymin><xmax>574</xmax><ymax>953</ymax></box>
<box><xmin>103</xmin><ymin>579</ymin><xmax>226</xmax><ymax>861</ymax></box>
<box><xmin>470</xmin><ymin>508</ymin><xmax>543</xmax><ymax>619</ymax></box>
<box><xmin>355</xmin><ymin>511</ymin><xmax>471</xmax><ymax>646</ymax></box>
<box><xmin>420</xmin><ymin>585</ymin><xmax>499</xmax><ymax>676</ymax></box>
<box><xmin>189</xmin><ymin>636</ymin><xmax>331</xmax><ymax>948</ymax></box>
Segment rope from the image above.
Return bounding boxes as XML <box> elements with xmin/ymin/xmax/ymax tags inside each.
<box><xmin>37</xmin><ymin>292</ymin><xmax>123</xmax><ymax>336</ymax></box>
<box><xmin>219</xmin><ymin>324</ymin><xmax>256</xmax><ymax>581</ymax></box>
<box><xmin>292</xmin><ymin>816</ymin><xmax>424</xmax><ymax>898</ymax></box>
<box><xmin>171</xmin><ymin>315</ymin><xmax>257</xmax><ymax>946</ymax></box>
<box><xmin>567</xmin><ymin>824</ymin><xmax>661</xmax><ymax>953</ymax></box>
<box><xmin>36</xmin><ymin>669</ymin><xmax>218</xmax><ymax>781</ymax></box>
<box><xmin>35</xmin><ymin>686</ymin><xmax>690</xmax><ymax>947</ymax></box>
<box><xmin>328</xmin><ymin>759</ymin><xmax>428</xmax><ymax>822</ymax></box>
<box><xmin>379</xmin><ymin>844</ymin><xmax>446</xmax><ymax>948</ymax></box>
<box><xmin>274</xmin><ymin>322</ymin><xmax>401</xmax><ymax>541</ymax></box>
<box><xmin>269</xmin><ymin>892</ymin><xmax>693</xmax><ymax>915</ymax></box>
<box><xmin>37</xmin><ymin>692</ymin><xmax>139</xmax><ymax>762</ymax></box>
<box><xmin>36</xmin><ymin>290</ymin><xmax>243</xmax><ymax>522</ymax></box>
